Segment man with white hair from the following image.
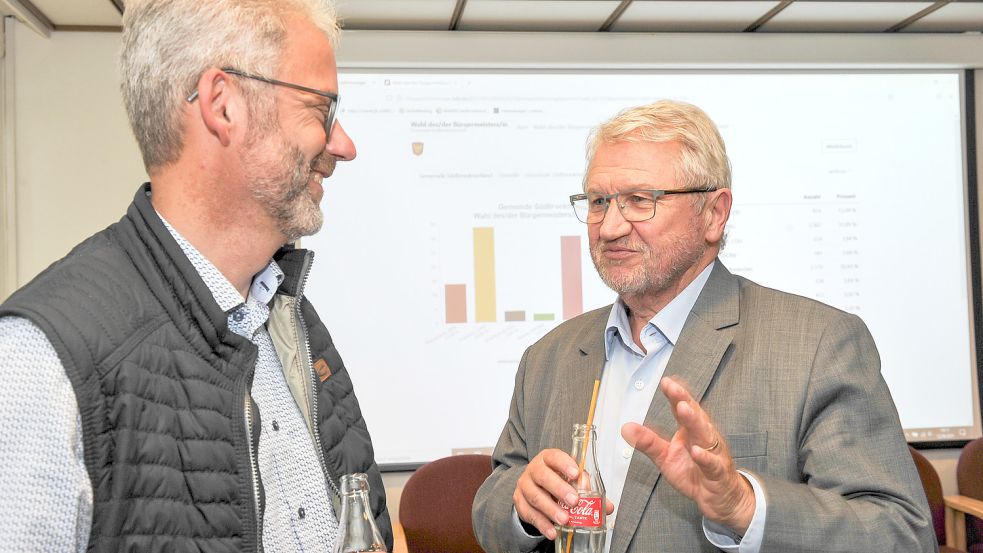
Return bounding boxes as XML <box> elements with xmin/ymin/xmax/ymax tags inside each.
<box><xmin>472</xmin><ymin>100</ymin><xmax>935</xmax><ymax>553</ymax></box>
<box><xmin>0</xmin><ymin>1</ymin><xmax>392</xmax><ymax>551</ymax></box>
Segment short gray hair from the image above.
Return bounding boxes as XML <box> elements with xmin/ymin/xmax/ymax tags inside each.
<box><xmin>585</xmin><ymin>100</ymin><xmax>732</xmax><ymax>192</ymax></box>
<box><xmin>120</xmin><ymin>0</ymin><xmax>339</xmax><ymax>172</ymax></box>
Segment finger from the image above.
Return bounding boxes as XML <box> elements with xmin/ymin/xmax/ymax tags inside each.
<box><xmin>689</xmin><ymin>440</ymin><xmax>730</xmax><ymax>481</ymax></box>
<box><xmin>662</xmin><ymin>377</ymin><xmax>716</xmax><ymax>450</ymax></box>
<box><xmin>515</xmin><ymin>466</ymin><xmax>572</xmax><ymax>527</ymax></box>
<box><xmin>675</xmin><ymin>400</ymin><xmax>716</xmax><ymax>448</ymax></box>
<box><xmin>541</xmin><ymin>449</ymin><xmax>581</xmax><ymax>481</ymax></box>
<box><xmin>660</xmin><ymin>376</ymin><xmax>694</xmax><ymax>403</ymax></box>
<box><xmin>622</xmin><ymin>422</ymin><xmax>669</xmax><ymax>461</ymax></box>
<box><xmin>513</xmin><ymin>489</ymin><xmax>560</xmax><ymax>540</ymax></box>
<box><xmin>605</xmin><ymin>498</ymin><xmax>616</xmax><ymax>515</ymax></box>
<box><xmin>531</xmin><ymin>452</ymin><xmax>580</xmax><ymax>507</ymax></box>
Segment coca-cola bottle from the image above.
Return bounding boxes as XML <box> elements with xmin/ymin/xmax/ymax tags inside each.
<box><xmin>555</xmin><ymin>423</ymin><xmax>607</xmax><ymax>553</ymax></box>
<box><xmin>333</xmin><ymin>473</ymin><xmax>387</xmax><ymax>553</ymax></box>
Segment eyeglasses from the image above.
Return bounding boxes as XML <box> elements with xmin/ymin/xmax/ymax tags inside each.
<box><xmin>569</xmin><ymin>188</ymin><xmax>717</xmax><ymax>224</ymax></box>
<box><xmin>186</xmin><ymin>67</ymin><xmax>339</xmax><ymax>143</ymax></box>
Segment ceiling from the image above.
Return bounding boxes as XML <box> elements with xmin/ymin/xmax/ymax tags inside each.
<box><xmin>2</xmin><ymin>0</ymin><xmax>983</xmax><ymax>37</ymax></box>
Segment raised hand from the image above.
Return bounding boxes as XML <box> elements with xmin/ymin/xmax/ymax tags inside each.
<box><xmin>621</xmin><ymin>376</ymin><xmax>756</xmax><ymax>534</ymax></box>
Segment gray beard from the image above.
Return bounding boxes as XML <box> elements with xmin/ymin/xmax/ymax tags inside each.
<box><xmin>248</xmin><ymin>142</ymin><xmax>324</xmax><ymax>243</ymax></box>
<box><xmin>590</xmin><ymin>226</ymin><xmax>706</xmax><ymax>298</ymax></box>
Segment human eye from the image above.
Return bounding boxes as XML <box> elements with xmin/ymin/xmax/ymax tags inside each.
<box><xmin>586</xmin><ymin>194</ymin><xmax>608</xmax><ymax>210</ymax></box>
<box><xmin>623</xmin><ymin>191</ymin><xmax>655</xmax><ymax>206</ymax></box>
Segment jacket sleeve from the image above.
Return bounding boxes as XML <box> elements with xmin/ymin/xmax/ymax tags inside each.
<box><xmin>472</xmin><ymin>349</ymin><xmax>552</xmax><ymax>553</ymax></box>
<box><xmin>755</xmin><ymin>313</ymin><xmax>937</xmax><ymax>553</ymax></box>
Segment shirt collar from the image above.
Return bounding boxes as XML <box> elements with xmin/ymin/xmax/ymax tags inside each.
<box><xmin>156</xmin><ymin>212</ymin><xmax>283</xmax><ymax>313</ymax></box>
<box><xmin>604</xmin><ymin>261</ymin><xmax>716</xmax><ymax>359</ymax></box>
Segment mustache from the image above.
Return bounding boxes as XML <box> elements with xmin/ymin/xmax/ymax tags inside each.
<box><xmin>311</xmin><ymin>155</ymin><xmax>336</xmax><ymax>178</ymax></box>
<box><xmin>595</xmin><ymin>237</ymin><xmax>647</xmax><ymax>252</ymax></box>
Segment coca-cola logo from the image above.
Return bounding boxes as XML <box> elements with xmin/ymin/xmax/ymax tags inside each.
<box><xmin>562</xmin><ymin>496</ymin><xmax>603</xmax><ymax>528</ymax></box>
<box><xmin>568</xmin><ymin>499</ymin><xmax>598</xmax><ymax>516</ymax></box>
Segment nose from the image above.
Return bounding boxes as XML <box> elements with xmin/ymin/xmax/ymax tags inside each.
<box><xmin>597</xmin><ymin>199</ymin><xmax>631</xmax><ymax>240</ymax></box>
<box><xmin>326</xmin><ymin>121</ymin><xmax>356</xmax><ymax>161</ymax></box>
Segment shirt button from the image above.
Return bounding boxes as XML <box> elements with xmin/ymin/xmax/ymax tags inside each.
<box><xmin>298</xmin><ymin>507</ymin><xmax>306</xmax><ymax>519</ymax></box>
<box><xmin>233</xmin><ymin>311</ymin><xmax>245</xmax><ymax>322</ymax></box>
<box><xmin>622</xmin><ymin>447</ymin><xmax>633</xmax><ymax>459</ymax></box>
<box><xmin>272</xmin><ymin>420</ymin><xmax>279</xmax><ymax>431</ymax></box>
<box><xmin>634</xmin><ymin>380</ymin><xmax>645</xmax><ymax>390</ymax></box>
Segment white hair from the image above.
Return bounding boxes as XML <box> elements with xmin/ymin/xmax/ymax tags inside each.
<box><xmin>585</xmin><ymin>99</ymin><xmax>732</xmax><ymax>192</ymax></box>
<box><xmin>120</xmin><ymin>0</ymin><xmax>339</xmax><ymax>171</ymax></box>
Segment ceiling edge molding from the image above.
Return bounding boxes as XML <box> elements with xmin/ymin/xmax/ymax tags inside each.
<box><xmin>54</xmin><ymin>25</ymin><xmax>122</xmax><ymax>33</ymax></box>
<box><xmin>0</xmin><ymin>0</ymin><xmax>52</xmax><ymax>37</ymax></box>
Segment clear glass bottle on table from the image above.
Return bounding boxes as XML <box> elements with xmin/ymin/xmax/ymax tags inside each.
<box><xmin>555</xmin><ymin>423</ymin><xmax>608</xmax><ymax>553</ymax></box>
<box><xmin>333</xmin><ymin>473</ymin><xmax>387</xmax><ymax>553</ymax></box>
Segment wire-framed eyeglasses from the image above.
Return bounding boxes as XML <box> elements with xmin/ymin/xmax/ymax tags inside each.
<box><xmin>569</xmin><ymin>188</ymin><xmax>717</xmax><ymax>224</ymax></box>
<box><xmin>186</xmin><ymin>67</ymin><xmax>339</xmax><ymax>143</ymax></box>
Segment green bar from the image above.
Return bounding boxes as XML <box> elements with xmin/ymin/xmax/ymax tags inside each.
<box><xmin>533</xmin><ymin>313</ymin><xmax>555</xmax><ymax>321</ymax></box>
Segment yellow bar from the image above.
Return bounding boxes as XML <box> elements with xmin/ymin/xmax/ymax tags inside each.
<box><xmin>474</xmin><ymin>227</ymin><xmax>496</xmax><ymax>322</ymax></box>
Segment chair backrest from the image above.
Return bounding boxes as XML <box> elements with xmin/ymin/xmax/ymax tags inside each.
<box><xmin>400</xmin><ymin>454</ymin><xmax>492</xmax><ymax>553</ymax></box>
<box><xmin>909</xmin><ymin>446</ymin><xmax>946</xmax><ymax>546</ymax></box>
<box><xmin>958</xmin><ymin>437</ymin><xmax>983</xmax><ymax>552</ymax></box>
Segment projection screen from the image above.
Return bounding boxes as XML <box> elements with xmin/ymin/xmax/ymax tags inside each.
<box><xmin>302</xmin><ymin>70</ymin><xmax>981</xmax><ymax>468</ymax></box>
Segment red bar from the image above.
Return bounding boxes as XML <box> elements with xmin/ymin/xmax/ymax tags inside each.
<box><xmin>445</xmin><ymin>284</ymin><xmax>467</xmax><ymax>323</ymax></box>
<box><xmin>561</xmin><ymin>236</ymin><xmax>583</xmax><ymax>320</ymax></box>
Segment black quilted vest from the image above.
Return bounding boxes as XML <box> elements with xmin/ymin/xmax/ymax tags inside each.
<box><xmin>0</xmin><ymin>184</ymin><xmax>392</xmax><ymax>553</ymax></box>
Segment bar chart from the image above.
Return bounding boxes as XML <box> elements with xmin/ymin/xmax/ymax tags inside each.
<box><xmin>442</xmin><ymin>228</ymin><xmax>588</xmax><ymax>324</ymax></box>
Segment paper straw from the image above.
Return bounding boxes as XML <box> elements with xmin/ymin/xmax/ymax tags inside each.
<box><xmin>565</xmin><ymin>378</ymin><xmax>601</xmax><ymax>553</ymax></box>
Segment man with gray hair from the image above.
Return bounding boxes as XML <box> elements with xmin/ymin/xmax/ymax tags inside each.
<box><xmin>0</xmin><ymin>0</ymin><xmax>392</xmax><ymax>551</ymax></box>
<box><xmin>472</xmin><ymin>100</ymin><xmax>935</xmax><ymax>552</ymax></box>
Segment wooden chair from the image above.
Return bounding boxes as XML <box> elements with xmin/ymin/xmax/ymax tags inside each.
<box><xmin>910</xmin><ymin>446</ymin><xmax>963</xmax><ymax>552</ymax></box>
<box><xmin>945</xmin><ymin>437</ymin><xmax>983</xmax><ymax>552</ymax></box>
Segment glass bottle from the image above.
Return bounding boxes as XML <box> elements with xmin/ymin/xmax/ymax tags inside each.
<box><xmin>333</xmin><ymin>473</ymin><xmax>388</xmax><ymax>553</ymax></box>
<box><xmin>555</xmin><ymin>424</ymin><xmax>607</xmax><ymax>553</ymax></box>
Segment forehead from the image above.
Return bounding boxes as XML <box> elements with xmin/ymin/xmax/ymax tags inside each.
<box><xmin>279</xmin><ymin>15</ymin><xmax>338</xmax><ymax>92</ymax></box>
<box><xmin>585</xmin><ymin>140</ymin><xmax>682</xmax><ymax>192</ymax></box>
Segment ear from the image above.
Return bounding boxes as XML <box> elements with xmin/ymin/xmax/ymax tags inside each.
<box><xmin>189</xmin><ymin>68</ymin><xmax>241</xmax><ymax>147</ymax></box>
<box><xmin>703</xmin><ymin>187</ymin><xmax>732</xmax><ymax>245</ymax></box>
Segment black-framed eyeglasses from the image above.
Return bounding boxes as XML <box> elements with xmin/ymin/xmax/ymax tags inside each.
<box><xmin>186</xmin><ymin>67</ymin><xmax>339</xmax><ymax>143</ymax></box>
<box><xmin>569</xmin><ymin>188</ymin><xmax>717</xmax><ymax>224</ymax></box>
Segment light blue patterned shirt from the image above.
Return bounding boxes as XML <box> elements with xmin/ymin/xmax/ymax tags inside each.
<box><xmin>0</xmin><ymin>214</ymin><xmax>339</xmax><ymax>552</ymax></box>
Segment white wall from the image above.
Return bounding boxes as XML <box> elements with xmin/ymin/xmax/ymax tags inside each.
<box><xmin>2</xmin><ymin>21</ymin><xmax>981</xmax><ymax>520</ymax></box>
<box><xmin>1</xmin><ymin>21</ymin><xmax>145</xmax><ymax>297</ymax></box>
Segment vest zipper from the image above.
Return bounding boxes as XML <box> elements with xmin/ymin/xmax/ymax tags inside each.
<box><xmin>244</xmin><ymin>393</ymin><xmax>264</xmax><ymax>553</ymax></box>
<box><xmin>292</xmin><ymin>251</ymin><xmax>343</xmax><ymax>505</ymax></box>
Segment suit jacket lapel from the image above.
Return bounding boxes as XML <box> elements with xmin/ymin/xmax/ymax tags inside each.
<box><xmin>558</xmin><ymin>311</ymin><xmax>608</xmax><ymax>444</ymax></box>
<box><xmin>608</xmin><ymin>261</ymin><xmax>741</xmax><ymax>553</ymax></box>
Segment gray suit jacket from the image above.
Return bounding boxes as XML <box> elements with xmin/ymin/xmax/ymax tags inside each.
<box><xmin>472</xmin><ymin>261</ymin><xmax>936</xmax><ymax>553</ymax></box>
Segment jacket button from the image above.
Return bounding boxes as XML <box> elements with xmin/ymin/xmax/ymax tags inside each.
<box><xmin>272</xmin><ymin>420</ymin><xmax>279</xmax><ymax>431</ymax></box>
<box><xmin>298</xmin><ymin>507</ymin><xmax>306</xmax><ymax>519</ymax></box>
